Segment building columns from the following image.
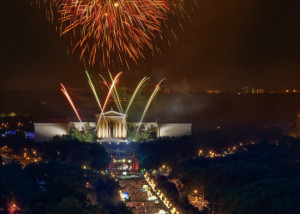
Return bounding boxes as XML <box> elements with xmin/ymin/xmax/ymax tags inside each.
<box><xmin>97</xmin><ymin>115</ymin><xmax>127</xmax><ymax>139</ymax></box>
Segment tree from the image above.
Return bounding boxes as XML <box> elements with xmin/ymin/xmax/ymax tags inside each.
<box><xmin>69</xmin><ymin>128</ymin><xmax>96</xmax><ymax>142</ymax></box>
<box><xmin>66</xmin><ymin>146</ymin><xmax>90</xmax><ymax>166</ymax></box>
<box><xmin>50</xmin><ymin>197</ymin><xmax>86</xmax><ymax>214</ymax></box>
<box><xmin>90</xmin><ymin>154</ymin><xmax>110</xmax><ymax>171</ymax></box>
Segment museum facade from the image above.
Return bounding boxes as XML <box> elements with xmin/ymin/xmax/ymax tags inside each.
<box><xmin>34</xmin><ymin>110</ymin><xmax>192</xmax><ymax>142</ymax></box>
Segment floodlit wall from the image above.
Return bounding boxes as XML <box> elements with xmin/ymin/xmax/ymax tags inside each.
<box><xmin>127</xmin><ymin>122</ymin><xmax>158</xmax><ymax>130</ymax></box>
<box><xmin>34</xmin><ymin>123</ymin><xmax>69</xmax><ymax>142</ymax></box>
<box><xmin>158</xmin><ymin>123</ymin><xmax>192</xmax><ymax>137</ymax></box>
<box><xmin>34</xmin><ymin>122</ymin><xmax>192</xmax><ymax>141</ymax></box>
<box><xmin>69</xmin><ymin>122</ymin><xmax>96</xmax><ymax>130</ymax></box>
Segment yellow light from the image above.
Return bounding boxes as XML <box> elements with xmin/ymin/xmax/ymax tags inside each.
<box><xmin>114</xmin><ymin>2</ymin><xmax>119</xmax><ymax>7</ymax></box>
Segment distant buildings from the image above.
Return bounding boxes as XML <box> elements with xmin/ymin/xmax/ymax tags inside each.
<box><xmin>0</xmin><ymin>115</ymin><xmax>34</xmax><ymax>139</ymax></box>
<box><xmin>243</xmin><ymin>86</ymin><xmax>250</xmax><ymax>94</ymax></box>
<box><xmin>206</xmin><ymin>87</ymin><xmax>266</xmax><ymax>94</ymax></box>
<box><xmin>251</xmin><ymin>88</ymin><xmax>264</xmax><ymax>94</ymax></box>
<box><xmin>242</xmin><ymin>87</ymin><xmax>265</xmax><ymax>94</ymax></box>
<box><xmin>206</xmin><ymin>90</ymin><xmax>222</xmax><ymax>94</ymax></box>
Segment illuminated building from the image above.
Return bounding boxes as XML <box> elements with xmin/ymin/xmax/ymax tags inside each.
<box><xmin>96</xmin><ymin>110</ymin><xmax>127</xmax><ymax>139</ymax></box>
<box><xmin>34</xmin><ymin>110</ymin><xmax>192</xmax><ymax>142</ymax></box>
<box><xmin>251</xmin><ymin>88</ymin><xmax>264</xmax><ymax>94</ymax></box>
<box><xmin>206</xmin><ymin>90</ymin><xmax>222</xmax><ymax>94</ymax></box>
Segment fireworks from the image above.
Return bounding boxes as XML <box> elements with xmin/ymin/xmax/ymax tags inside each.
<box><xmin>125</xmin><ymin>76</ymin><xmax>149</xmax><ymax>116</ymax></box>
<box><xmin>135</xmin><ymin>78</ymin><xmax>165</xmax><ymax>137</ymax></box>
<box><xmin>61</xmin><ymin>72</ymin><xmax>164</xmax><ymax>139</ymax></box>
<box><xmin>31</xmin><ymin>0</ymin><xmax>195</xmax><ymax>70</ymax></box>
<box><xmin>102</xmin><ymin>72</ymin><xmax>123</xmax><ymax>113</ymax></box>
<box><xmin>95</xmin><ymin>71</ymin><xmax>123</xmax><ymax>131</ymax></box>
<box><xmin>86</xmin><ymin>70</ymin><xmax>104</xmax><ymax>113</ymax></box>
<box><xmin>59</xmin><ymin>0</ymin><xmax>168</xmax><ymax>67</ymax></box>
<box><xmin>60</xmin><ymin>83</ymin><xmax>85</xmax><ymax>132</ymax></box>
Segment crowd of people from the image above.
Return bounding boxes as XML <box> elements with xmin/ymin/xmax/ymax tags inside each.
<box><xmin>169</xmin><ymin>178</ymin><xmax>207</xmax><ymax>211</ymax></box>
<box><xmin>119</xmin><ymin>178</ymin><xmax>167</xmax><ymax>214</ymax></box>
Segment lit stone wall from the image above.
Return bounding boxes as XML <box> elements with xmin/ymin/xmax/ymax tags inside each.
<box><xmin>34</xmin><ymin>123</ymin><xmax>69</xmax><ymax>142</ymax></box>
<box><xmin>34</xmin><ymin>121</ymin><xmax>192</xmax><ymax>141</ymax></box>
<box><xmin>127</xmin><ymin>122</ymin><xmax>158</xmax><ymax>130</ymax></box>
<box><xmin>69</xmin><ymin>122</ymin><xmax>96</xmax><ymax>130</ymax></box>
<box><xmin>157</xmin><ymin>123</ymin><xmax>192</xmax><ymax>137</ymax></box>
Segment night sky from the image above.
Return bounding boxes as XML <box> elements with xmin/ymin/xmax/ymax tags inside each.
<box><xmin>0</xmin><ymin>0</ymin><xmax>299</xmax><ymax>92</ymax></box>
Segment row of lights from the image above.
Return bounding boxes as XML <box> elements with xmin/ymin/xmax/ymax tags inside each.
<box><xmin>110</xmin><ymin>173</ymin><xmax>126</xmax><ymax>201</ymax></box>
<box><xmin>144</xmin><ymin>173</ymin><xmax>180</xmax><ymax>214</ymax></box>
<box><xmin>113</xmin><ymin>158</ymin><xmax>132</xmax><ymax>163</ymax></box>
<box><xmin>198</xmin><ymin>141</ymin><xmax>256</xmax><ymax>158</ymax></box>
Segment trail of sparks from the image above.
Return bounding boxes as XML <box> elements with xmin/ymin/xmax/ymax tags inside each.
<box><xmin>102</xmin><ymin>72</ymin><xmax>123</xmax><ymax>112</ymax></box>
<box><xmin>30</xmin><ymin>0</ymin><xmax>195</xmax><ymax>70</ymax></box>
<box><xmin>60</xmin><ymin>83</ymin><xmax>86</xmax><ymax>132</ymax></box>
<box><xmin>135</xmin><ymin>78</ymin><xmax>166</xmax><ymax>139</ymax></box>
<box><xmin>86</xmin><ymin>70</ymin><xmax>108</xmax><ymax>132</ymax></box>
<box><xmin>109</xmin><ymin>72</ymin><xmax>124</xmax><ymax>113</ymax></box>
<box><xmin>119</xmin><ymin>76</ymin><xmax>149</xmax><ymax>133</ymax></box>
<box><xmin>61</xmin><ymin>71</ymin><xmax>166</xmax><ymax>140</ymax></box>
<box><xmin>99</xmin><ymin>74</ymin><xmax>123</xmax><ymax>113</ymax></box>
<box><xmin>58</xmin><ymin>0</ymin><xmax>172</xmax><ymax>68</ymax></box>
<box><xmin>96</xmin><ymin>72</ymin><xmax>123</xmax><ymax>130</ymax></box>
<box><xmin>125</xmin><ymin>76</ymin><xmax>149</xmax><ymax>116</ymax></box>
<box><xmin>86</xmin><ymin>70</ymin><xmax>103</xmax><ymax>113</ymax></box>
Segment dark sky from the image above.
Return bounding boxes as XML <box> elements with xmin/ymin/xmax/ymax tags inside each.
<box><xmin>0</xmin><ymin>0</ymin><xmax>299</xmax><ymax>92</ymax></box>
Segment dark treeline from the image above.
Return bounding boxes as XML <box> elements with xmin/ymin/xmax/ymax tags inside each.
<box><xmin>0</xmin><ymin>135</ymin><xmax>110</xmax><ymax>170</ymax></box>
<box><xmin>136</xmin><ymin>136</ymin><xmax>198</xmax><ymax>169</ymax></box>
<box><xmin>169</xmin><ymin>141</ymin><xmax>300</xmax><ymax>214</ymax></box>
<box><xmin>135</xmin><ymin>127</ymin><xmax>296</xmax><ymax>170</ymax></box>
<box><xmin>0</xmin><ymin>161</ymin><xmax>132</xmax><ymax>213</ymax></box>
<box><xmin>136</xmin><ymin>135</ymin><xmax>300</xmax><ymax>214</ymax></box>
<box><xmin>153</xmin><ymin>174</ymin><xmax>205</xmax><ymax>214</ymax></box>
<box><xmin>0</xmin><ymin>136</ymin><xmax>133</xmax><ymax>214</ymax></box>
